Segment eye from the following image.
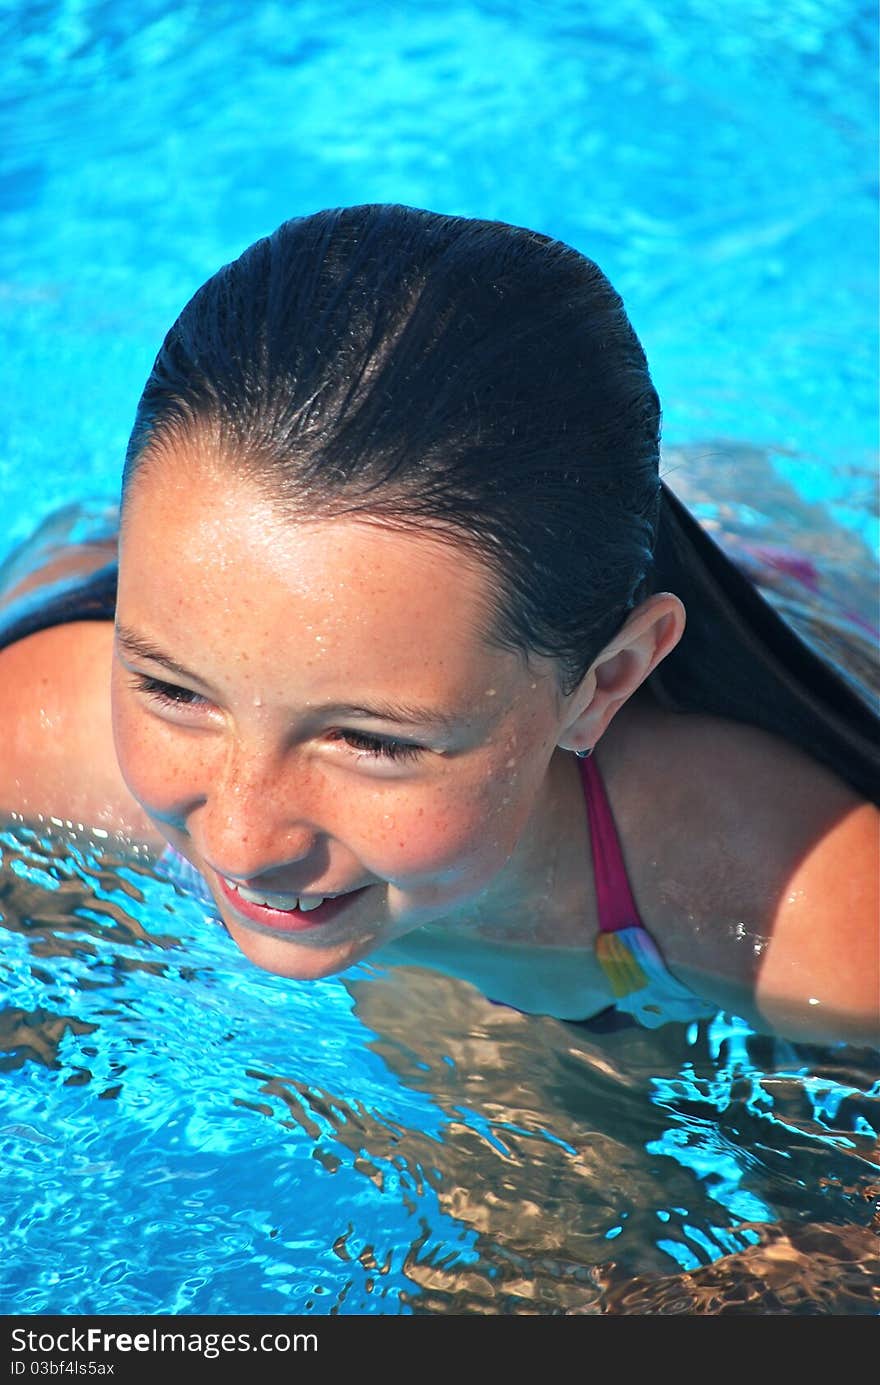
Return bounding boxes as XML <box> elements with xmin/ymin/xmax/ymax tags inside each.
<box><xmin>129</xmin><ymin>673</ymin><xmax>210</xmax><ymax>710</ymax></box>
<box><xmin>330</xmin><ymin>728</ymin><xmax>424</xmax><ymax>762</ymax></box>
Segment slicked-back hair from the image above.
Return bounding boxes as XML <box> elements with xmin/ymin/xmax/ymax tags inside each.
<box><xmin>124</xmin><ymin>204</ymin><xmax>879</xmax><ymax>804</ymax></box>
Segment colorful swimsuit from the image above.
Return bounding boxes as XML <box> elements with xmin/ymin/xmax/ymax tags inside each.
<box><xmin>577</xmin><ymin>753</ymin><xmax>713</xmax><ymax>1028</ymax></box>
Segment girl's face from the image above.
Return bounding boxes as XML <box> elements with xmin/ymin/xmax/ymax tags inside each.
<box><xmin>112</xmin><ymin>449</ymin><xmax>577</xmax><ymax>979</ymax></box>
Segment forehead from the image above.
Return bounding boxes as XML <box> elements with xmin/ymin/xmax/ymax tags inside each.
<box><xmin>118</xmin><ymin>455</ymin><xmax>522</xmax><ymax>701</ymax></box>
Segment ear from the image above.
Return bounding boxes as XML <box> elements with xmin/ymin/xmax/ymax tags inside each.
<box><xmin>557</xmin><ymin>593</ymin><xmax>686</xmax><ymax>754</ymax></box>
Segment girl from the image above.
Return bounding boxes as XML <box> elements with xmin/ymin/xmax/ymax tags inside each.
<box><xmin>1</xmin><ymin>205</ymin><xmax>877</xmax><ymax>1042</ymax></box>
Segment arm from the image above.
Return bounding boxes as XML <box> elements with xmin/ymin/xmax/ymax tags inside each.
<box><xmin>0</xmin><ymin>621</ymin><xmax>165</xmax><ymax>849</ymax></box>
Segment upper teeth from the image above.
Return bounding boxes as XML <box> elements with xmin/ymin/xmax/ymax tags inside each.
<box><xmin>233</xmin><ymin>882</ymin><xmax>326</xmax><ymax>912</ymax></box>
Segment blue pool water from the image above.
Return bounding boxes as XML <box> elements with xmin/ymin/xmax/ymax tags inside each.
<box><xmin>1</xmin><ymin>0</ymin><xmax>878</xmax><ymax>1315</ymax></box>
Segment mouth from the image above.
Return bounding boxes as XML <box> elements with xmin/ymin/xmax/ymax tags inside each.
<box><xmin>216</xmin><ymin>874</ymin><xmax>372</xmax><ymax>936</ymax></box>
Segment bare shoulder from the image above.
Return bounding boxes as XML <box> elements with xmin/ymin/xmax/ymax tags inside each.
<box><xmin>610</xmin><ymin>696</ymin><xmax>879</xmax><ymax>1042</ymax></box>
<box><xmin>707</xmin><ymin>718</ymin><xmax>876</xmax><ymax>1044</ymax></box>
<box><xmin>754</xmin><ymin>780</ymin><xmax>878</xmax><ymax>1045</ymax></box>
<box><xmin>0</xmin><ymin>622</ymin><xmax>164</xmax><ymax>848</ymax></box>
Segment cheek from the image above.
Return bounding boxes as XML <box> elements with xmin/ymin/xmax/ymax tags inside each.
<box><xmin>371</xmin><ymin>759</ymin><xmax>536</xmax><ymax>883</ymax></box>
<box><xmin>110</xmin><ymin>680</ymin><xmax>194</xmax><ymax>813</ymax></box>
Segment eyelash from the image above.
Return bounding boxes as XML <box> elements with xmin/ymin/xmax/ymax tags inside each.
<box><xmin>131</xmin><ymin>674</ymin><xmax>206</xmax><ymax>709</ymax></box>
<box><xmin>326</xmin><ymin>729</ymin><xmax>423</xmax><ymax>762</ymax></box>
<box><xmin>129</xmin><ymin>675</ymin><xmax>425</xmax><ymax>762</ymax></box>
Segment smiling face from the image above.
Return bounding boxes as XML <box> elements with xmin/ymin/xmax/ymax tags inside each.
<box><xmin>112</xmin><ymin>444</ymin><xmax>580</xmax><ymax>979</ymax></box>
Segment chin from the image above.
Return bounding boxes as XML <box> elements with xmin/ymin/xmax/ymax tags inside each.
<box><xmin>224</xmin><ymin>921</ymin><xmax>379</xmax><ymax>981</ymax></box>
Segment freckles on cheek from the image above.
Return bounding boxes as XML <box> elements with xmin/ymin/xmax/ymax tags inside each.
<box><xmin>111</xmin><ymin>698</ymin><xmax>186</xmax><ymax>809</ymax></box>
<box><xmin>111</xmin><ymin>698</ymin><xmax>146</xmax><ymax>792</ymax></box>
<box><xmin>383</xmin><ymin>819</ymin><xmax>474</xmax><ymax>875</ymax></box>
<box><xmin>377</xmin><ymin>776</ymin><xmax>524</xmax><ymax>878</ymax></box>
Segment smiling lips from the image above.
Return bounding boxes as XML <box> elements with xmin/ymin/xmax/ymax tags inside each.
<box><xmin>216</xmin><ymin>873</ymin><xmax>370</xmax><ymax>933</ymax></box>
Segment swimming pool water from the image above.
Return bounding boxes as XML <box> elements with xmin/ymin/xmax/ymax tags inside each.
<box><xmin>1</xmin><ymin>0</ymin><xmax>877</xmax><ymax>552</ymax></box>
<box><xmin>2</xmin><ymin>822</ymin><xmax>878</xmax><ymax>1315</ymax></box>
<box><xmin>1</xmin><ymin>0</ymin><xmax>878</xmax><ymax>1315</ymax></box>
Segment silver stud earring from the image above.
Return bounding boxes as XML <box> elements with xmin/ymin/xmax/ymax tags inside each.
<box><xmin>575</xmin><ymin>747</ymin><xmax>593</xmax><ymax>759</ymax></box>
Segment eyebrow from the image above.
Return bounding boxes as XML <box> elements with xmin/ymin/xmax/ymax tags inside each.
<box><xmin>115</xmin><ymin>625</ymin><xmax>461</xmax><ymax>732</ymax></box>
<box><xmin>319</xmin><ymin>701</ymin><xmax>460</xmax><ymax>733</ymax></box>
<box><xmin>115</xmin><ymin>626</ymin><xmax>206</xmax><ymax>685</ymax></box>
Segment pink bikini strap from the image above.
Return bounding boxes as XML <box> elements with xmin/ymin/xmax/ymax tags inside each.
<box><xmin>577</xmin><ymin>753</ymin><xmax>643</xmax><ymax>935</ymax></box>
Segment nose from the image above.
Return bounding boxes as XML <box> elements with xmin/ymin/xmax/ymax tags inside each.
<box><xmin>190</xmin><ymin>740</ymin><xmax>322</xmax><ymax>883</ymax></box>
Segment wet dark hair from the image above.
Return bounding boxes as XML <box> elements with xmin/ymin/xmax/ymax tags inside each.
<box><xmin>123</xmin><ymin>204</ymin><xmax>879</xmax><ymax>803</ymax></box>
